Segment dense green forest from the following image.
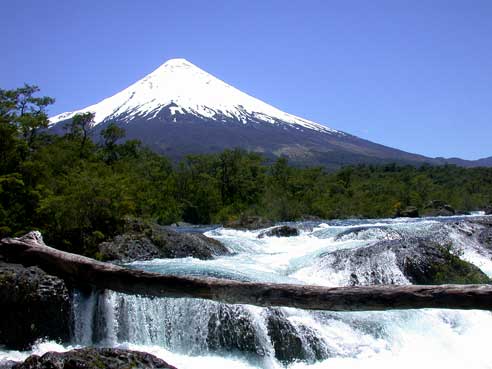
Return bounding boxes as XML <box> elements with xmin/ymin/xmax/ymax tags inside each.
<box><xmin>1</xmin><ymin>85</ymin><xmax>492</xmax><ymax>255</ymax></box>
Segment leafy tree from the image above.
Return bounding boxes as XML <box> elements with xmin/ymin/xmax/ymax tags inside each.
<box><xmin>70</xmin><ymin>112</ymin><xmax>95</xmax><ymax>158</ymax></box>
<box><xmin>100</xmin><ymin>122</ymin><xmax>125</xmax><ymax>164</ymax></box>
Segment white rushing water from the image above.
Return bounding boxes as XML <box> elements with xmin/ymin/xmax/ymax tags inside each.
<box><xmin>2</xmin><ymin>215</ymin><xmax>492</xmax><ymax>369</ymax></box>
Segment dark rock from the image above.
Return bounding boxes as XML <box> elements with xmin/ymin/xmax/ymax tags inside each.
<box><xmin>98</xmin><ymin>235</ymin><xmax>161</xmax><ymax>262</ymax></box>
<box><xmin>98</xmin><ymin>220</ymin><xmax>229</xmax><ymax>262</ymax></box>
<box><xmin>266</xmin><ymin>309</ymin><xmax>329</xmax><ymax>364</ymax></box>
<box><xmin>396</xmin><ymin>206</ymin><xmax>419</xmax><ymax>218</ymax></box>
<box><xmin>478</xmin><ymin>227</ymin><xmax>492</xmax><ymax>249</ymax></box>
<box><xmin>423</xmin><ymin>200</ymin><xmax>455</xmax><ymax>217</ymax></box>
<box><xmin>223</xmin><ymin>216</ymin><xmax>274</xmax><ymax>230</ymax></box>
<box><xmin>299</xmin><ymin>215</ymin><xmax>322</xmax><ymax>221</ymax></box>
<box><xmin>258</xmin><ymin>226</ymin><xmax>299</xmax><ymax>238</ymax></box>
<box><xmin>399</xmin><ymin>241</ymin><xmax>489</xmax><ymax>284</ymax></box>
<box><xmin>207</xmin><ymin>305</ymin><xmax>265</xmax><ymax>356</ymax></box>
<box><xmin>323</xmin><ymin>238</ymin><xmax>491</xmax><ymax>285</ymax></box>
<box><xmin>0</xmin><ymin>262</ymin><xmax>71</xmax><ymax>350</ymax></box>
<box><xmin>484</xmin><ymin>206</ymin><xmax>492</xmax><ymax>215</ymax></box>
<box><xmin>11</xmin><ymin>347</ymin><xmax>177</xmax><ymax>369</ymax></box>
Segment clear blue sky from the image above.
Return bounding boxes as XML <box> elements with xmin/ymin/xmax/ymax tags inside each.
<box><xmin>2</xmin><ymin>0</ymin><xmax>491</xmax><ymax>160</ymax></box>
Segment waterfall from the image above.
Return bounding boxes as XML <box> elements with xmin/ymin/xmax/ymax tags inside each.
<box><xmin>4</xmin><ymin>215</ymin><xmax>492</xmax><ymax>369</ymax></box>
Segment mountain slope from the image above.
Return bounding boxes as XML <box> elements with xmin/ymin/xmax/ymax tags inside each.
<box><xmin>49</xmin><ymin>59</ymin><xmax>489</xmax><ymax>168</ymax></box>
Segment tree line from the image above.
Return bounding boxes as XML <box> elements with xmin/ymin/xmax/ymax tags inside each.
<box><xmin>1</xmin><ymin>85</ymin><xmax>491</xmax><ymax>256</ymax></box>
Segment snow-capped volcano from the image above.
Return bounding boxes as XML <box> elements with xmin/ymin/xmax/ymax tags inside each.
<box><xmin>50</xmin><ymin>58</ymin><xmax>338</xmax><ymax>135</ymax></box>
<box><xmin>50</xmin><ymin>58</ymin><xmax>488</xmax><ymax>168</ymax></box>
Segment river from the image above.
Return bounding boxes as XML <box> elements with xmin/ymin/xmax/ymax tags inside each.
<box><xmin>2</xmin><ymin>214</ymin><xmax>492</xmax><ymax>369</ymax></box>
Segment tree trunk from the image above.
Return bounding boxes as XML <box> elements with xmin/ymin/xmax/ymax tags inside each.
<box><xmin>2</xmin><ymin>232</ymin><xmax>492</xmax><ymax>311</ymax></box>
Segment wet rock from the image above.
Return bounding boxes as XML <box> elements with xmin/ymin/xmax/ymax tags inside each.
<box><xmin>258</xmin><ymin>225</ymin><xmax>299</xmax><ymax>238</ymax></box>
<box><xmin>98</xmin><ymin>220</ymin><xmax>229</xmax><ymax>262</ymax></box>
<box><xmin>299</xmin><ymin>215</ymin><xmax>322</xmax><ymax>221</ymax></box>
<box><xmin>423</xmin><ymin>200</ymin><xmax>455</xmax><ymax>217</ymax></box>
<box><xmin>398</xmin><ymin>240</ymin><xmax>489</xmax><ymax>284</ymax></box>
<box><xmin>396</xmin><ymin>206</ymin><xmax>419</xmax><ymax>218</ymax></box>
<box><xmin>484</xmin><ymin>206</ymin><xmax>492</xmax><ymax>215</ymax></box>
<box><xmin>207</xmin><ymin>305</ymin><xmax>265</xmax><ymax>356</ymax></box>
<box><xmin>323</xmin><ymin>238</ymin><xmax>491</xmax><ymax>285</ymax></box>
<box><xmin>223</xmin><ymin>216</ymin><xmax>274</xmax><ymax>230</ymax></box>
<box><xmin>11</xmin><ymin>347</ymin><xmax>177</xmax><ymax>369</ymax></box>
<box><xmin>478</xmin><ymin>227</ymin><xmax>492</xmax><ymax>249</ymax></box>
<box><xmin>0</xmin><ymin>261</ymin><xmax>71</xmax><ymax>350</ymax></box>
<box><xmin>266</xmin><ymin>309</ymin><xmax>329</xmax><ymax>364</ymax></box>
<box><xmin>334</xmin><ymin>226</ymin><xmax>394</xmax><ymax>241</ymax></box>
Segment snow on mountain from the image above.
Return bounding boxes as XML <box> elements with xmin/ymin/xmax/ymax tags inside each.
<box><xmin>49</xmin><ymin>58</ymin><xmax>340</xmax><ymax>134</ymax></box>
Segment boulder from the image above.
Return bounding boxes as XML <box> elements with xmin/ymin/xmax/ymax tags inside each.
<box><xmin>0</xmin><ymin>261</ymin><xmax>71</xmax><ymax>350</ymax></box>
<box><xmin>98</xmin><ymin>220</ymin><xmax>229</xmax><ymax>262</ymax></box>
<box><xmin>223</xmin><ymin>216</ymin><xmax>274</xmax><ymax>230</ymax></box>
<box><xmin>322</xmin><ymin>238</ymin><xmax>491</xmax><ymax>285</ymax></box>
<box><xmin>484</xmin><ymin>206</ymin><xmax>492</xmax><ymax>215</ymax></box>
<box><xmin>478</xmin><ymin>227</ymin><xmax>492</xmax><ymax>249</ymax></box>
<box><xmin>423</xmin><ymin>200</ymin><xmax>455</xmax><ymax>217</ymax></box>
<box><xmin>10</xmin><ymin>348</ymin><xmax>177</xmax><ymax>369</ymax></box>
<box><xmin>258</xmin><ymin>226</ymin><xmax>299</xmax><ymax>238</ymax></box>
<box><xmin>206</xmin><ymin>305</ymin><xmax>265</xmax><ymax>356</ymax></box>
<box><xmin>299</xmin><ymin>215</ymin><xmax>322</xmax><ymax>221</ymax></box>
<box><xmin>396</xmin><ymin>206</ymin><xmax>419</xmax><ymax>218</ymax></box>
<box><xmin>399</xmin><ymin>241</ymin><xmax>489</xmax><ymax>284</ymax></box>
<box><xmin>266</xmin><ymin>309</ymin><xmax>328</xmax><ymax>364</ymax></box>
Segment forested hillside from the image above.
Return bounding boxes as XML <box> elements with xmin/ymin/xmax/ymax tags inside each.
<box><xmin>2</xmin><ymin>85</ymin><xmax>491</xmax><ymax>256</ymax></box>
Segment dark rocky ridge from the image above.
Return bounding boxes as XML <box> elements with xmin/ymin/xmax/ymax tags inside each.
<box><xmin>0</xmin><ymin>261</ymin><xmax>71</xmax><ymax>350</ymax></box>
<box><xmin>9</xmin><ymin>348</ymin><xmax>177</xmax><ymax>369</ymax></box>
<box><xmin>98</xmin><ymin>220</ymin><xmax>229</xmax><ymax>262</ymax></box>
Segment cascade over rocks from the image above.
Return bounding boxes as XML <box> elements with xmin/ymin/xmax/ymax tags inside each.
<box><xmin>334</xmin><ymin>226</ymin><xmax>396</xmax><ymax>241</ymax></box>
<box><xmin>322</xmin><ymin>237</ymin><xmax>491</xmax><ymax>285</ymax></box>
<box><xmin>98</xmin><ymin>219</ymin><xmax>229</xmax><ymax>262</ymax></box>
<box><xmin>3</xmin><ymin>231</ymin><xmax>492</xmax><ymax>312</ymax></box>
<box><xmin>258</xmin><ymin>226</ymin><xmax>300</xmax><ymax>238</ymax></box>
<box><xmin>266</xmin><ymin>309</ymin><xmax>329</xmax><ymax>364</ymax></box>
<box><xmin>207</xmin><ymin>305</ymin><xmax>266</xmax><ymax>356</ymax></box>
<box><xmin>0</xmin><ymin>259</ymin><xmax>71</xmax><ymax>350</ymax></box>
<box><xmin>9</xmin><ymin>348</ymin><xmax>177</xmax><ymax>369</ymax></box>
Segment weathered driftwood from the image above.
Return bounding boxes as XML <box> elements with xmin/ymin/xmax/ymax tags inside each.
<box><xmin>2</xmin><ymin>232</ymin><xmax>492</xmax><ymax>311</ymax></box>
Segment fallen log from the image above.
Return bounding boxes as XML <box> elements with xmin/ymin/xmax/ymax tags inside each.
<box><xmin>2</xmin><ymin>231</ymin><xmax>492</xmax><ymax>311</ymax></box>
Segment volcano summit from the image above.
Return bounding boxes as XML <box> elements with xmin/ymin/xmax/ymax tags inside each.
<box><xmin>49</xmin><ymin>59</ymin><xmax>490</xmax><ymax>168</ymax></box>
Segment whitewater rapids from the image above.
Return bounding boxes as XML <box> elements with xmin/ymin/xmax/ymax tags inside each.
<box><xmin>2</xmin><ymin>215</ymin><xmax>492</xmax><ymax>369</ymax></box>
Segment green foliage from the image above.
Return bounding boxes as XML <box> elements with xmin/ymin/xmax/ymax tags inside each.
<box><xmin>1</xmin><ymin>85</ymin><xmax>492</xmax><ymax>257</ymax></box>
<box><xmin>429</xmin><ymin>245</ymin><xmax>491</xmax><ymax>284</ymax></box>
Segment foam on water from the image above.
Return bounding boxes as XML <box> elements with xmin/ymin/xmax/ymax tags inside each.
<box><xmin>3</xmin><ymin>215</ymin><xmax>492</xmax><ymax>369</ymax></box>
